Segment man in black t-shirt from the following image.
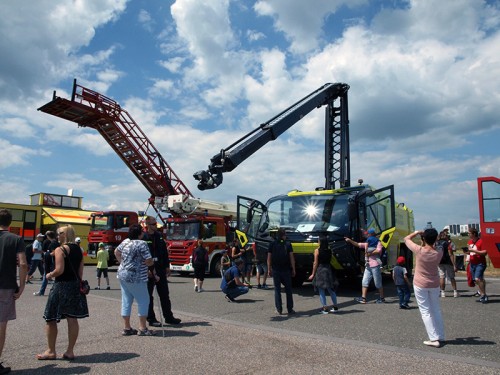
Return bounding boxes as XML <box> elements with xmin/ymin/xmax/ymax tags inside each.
<box><xmin>0</xmin><ymin>209</ymin><xmax>28</xmax><ymax>374</ymax></box>
<box><xmin>437</xmin><ymin>231</ymin><xmax>458</xmax><ymax>298</ymax></box>
<box><xmin>267</xmin><ymin>228</ymin><xmax>296</xmax><ymax>315</ymax></box>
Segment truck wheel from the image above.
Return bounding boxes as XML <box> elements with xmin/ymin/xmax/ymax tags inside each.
<box><xmin>210</xmin><ymin>256</ymin><xmax>221</xmax><ymax>277</ymax></box>
<box><xmin>292</xmin><ymin>272</ymin><xmax>306</xmax><ymax>287</ymax></box>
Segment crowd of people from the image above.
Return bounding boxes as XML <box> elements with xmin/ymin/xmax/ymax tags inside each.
<box><xmin>0</xmin><ymin>206</ymin><xmax>493</xmax><ymax>373</ymax></box>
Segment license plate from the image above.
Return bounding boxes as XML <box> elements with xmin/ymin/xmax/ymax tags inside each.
<box><xmin>170</xmin><ymin>265</ymin><xmax>182</xmax><ymax>270</ymax></box>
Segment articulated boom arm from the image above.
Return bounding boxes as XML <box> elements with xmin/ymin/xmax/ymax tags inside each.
<box><xmin>38</xmin><ymin>79</ymin><xmax>193</xmax><ymax>207</ymax></box>
<box><xmin>194</xmin><ymin>82</ymin><xmax>350</xmax><ymax>190</ymax></box>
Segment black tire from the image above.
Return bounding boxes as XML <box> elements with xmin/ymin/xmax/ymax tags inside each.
<box><xmin>210</xmin><ymin>256</ymin><xmax>221</xmax><ymax>277</ymax></box>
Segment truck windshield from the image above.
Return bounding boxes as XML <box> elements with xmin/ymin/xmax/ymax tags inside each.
<box><xmin>264</xmin><ymin>194</ymin><xmax>350</xmax><ymax>236</ymax></box>
<box><xmin>91</xmin><ymin>215</ymin><xmax>113</xmax><ymax>231</ymax></box>
<box><xmin>166</xmin><ymin>222</ymin><xmax>200</xmax><ymax>240</ymax></box>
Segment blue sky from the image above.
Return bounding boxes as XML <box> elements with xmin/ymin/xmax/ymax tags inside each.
<box><xmin>0</xmin><ymin>0</ymin><xmax>499</xmax><ymax>231</ymax></box>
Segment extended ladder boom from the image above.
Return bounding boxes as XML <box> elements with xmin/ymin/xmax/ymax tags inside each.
<box><xmin>38</xmin><ymin>79</ymin><xmax>192</xmax><ymax>213</ymax></box>
<box><xmin>194</xmin><ymin>82</ymin><xmax>350</xmax><ymax>190</ymax></box>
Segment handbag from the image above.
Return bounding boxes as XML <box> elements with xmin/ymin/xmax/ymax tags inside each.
<box><xmin>466</xmin><ymin>262</ymin><xmax>475</xmax><ymax>288</ymax></box>
<box><xmin>79</xmin><ymin>279</ymin><xmax>90</xmax><ymax>295</ymax></box>
<box><xmin>61</xmin><ymin>245</ymin><xmax>90</xmax><ymax>295</ymax></box>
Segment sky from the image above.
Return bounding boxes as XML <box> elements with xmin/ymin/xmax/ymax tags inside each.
<box><xmin>0</xmin><ymin>0</ymin><xmax>499</xmax><ymax>232</ymax></box>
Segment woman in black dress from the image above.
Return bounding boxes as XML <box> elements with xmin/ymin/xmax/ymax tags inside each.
<box><xmin>37</xmin><ymin>225</ymin><xmax>88</xmax><ymax>360</ymax></box>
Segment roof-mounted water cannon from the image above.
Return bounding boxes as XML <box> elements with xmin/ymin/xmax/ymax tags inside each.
<box><xmin>193</xmin><ymin>167</ymin><xmax>223</xmax><ymax>191</ymax></box>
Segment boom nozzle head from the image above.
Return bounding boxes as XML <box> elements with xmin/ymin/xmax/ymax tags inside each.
<box><xmin>193</xmin><ymin>169</ymin><xmax>223</xmax><ymax>190</ymax></box>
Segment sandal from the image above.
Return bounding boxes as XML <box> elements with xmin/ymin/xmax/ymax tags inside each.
<box><xmin>37</xmin><ymin>353</ymin><xmax>57</xmax><ymax>360</ymax></box>
<box><xmin>122</xmin><ymin>328</ymin><xmax>138</xmax><ymax>336</ymax></box>
<box><xmin>137</xmin><ymin>328</ymin><xmax>155</xmax><ymax>336</ymax></box>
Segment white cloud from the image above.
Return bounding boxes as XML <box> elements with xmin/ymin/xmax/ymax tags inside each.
<box><xmin>254</xmin><ymin>0</ymin><xmax>366</xmax><ymax>54</ymax></box>
<box><xmin>0</xmin><ymin>0</ymin><xmax>127</xmax><ymax>99</ymax></box>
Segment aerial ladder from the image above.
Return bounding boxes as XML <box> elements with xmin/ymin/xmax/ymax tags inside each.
<box><xmin>38</xmin><ymin>79</ymin><xmax>236</xmax><ymax>273</ymax></box>
<box><xmin>38</xmin><ymin>79</ymin><xmax>235</xmax><ymax>221</ymax></box>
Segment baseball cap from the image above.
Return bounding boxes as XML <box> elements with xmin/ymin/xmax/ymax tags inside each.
<box><xmin>98</xmin><ymin>242</ymin><xmax>105</xmax><ymax>248</ymax></box>
<box><xmin>36</xmin><ymin>233</ymin><xmax>44</xmax><ymax>238</ymax></box>
<box><xmin>75</xmin><ymin>237</ymin><xmax>81</xmax><ymax>242</ymax></box>
<box><xmin>397</xmin><ymin>256</ymin><xmax>405</xmax><ymax>265</ymax></box>
<box><xmin>367</xmin><ymin>228</ymin><xmax>376</xmax><ymax>235</ymax></box>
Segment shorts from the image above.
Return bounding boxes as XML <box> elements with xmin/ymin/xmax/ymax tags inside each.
<box><xmin>96</xmin><ymin>268</ymin><xmax>109</xmax><ymax>278</ymax></box>
<box><xmin>361</xmin><ymin>265</ymin><xmax>382</xmax><ymax>289</ymax></box>
<box><xmin>438</xmin><ymin>264</ymin><xmax>455</xmax><ymax>279</ymax></box>
<box><xmin>0</xmin><ymin>289</ymin><xmax>16</xmax><ymax>322</ymax></box>
<box><xmin>470</xmin><ymin>263</ymin><xmax>486</xmax><ymax>281</ymax></box>
<box><xmin>255</xmin><ymin>263</ymin><xmax>268</xmax><ymax>275</ymax></box>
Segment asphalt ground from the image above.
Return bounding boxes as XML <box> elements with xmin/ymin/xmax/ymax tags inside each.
<box><xmin>2</xmin><ymin>268</ymin><xmax>499</xmax><ymax>374</ymax></box>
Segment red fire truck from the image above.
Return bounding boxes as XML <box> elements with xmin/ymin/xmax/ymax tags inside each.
<box><xmin>38</xmin><ymin>80</ymin><xmax>236</xmax><ymax>274</ymax></box>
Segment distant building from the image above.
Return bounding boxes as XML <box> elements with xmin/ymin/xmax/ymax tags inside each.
<box><xmin>444</xmin><ymin>223</ymin><xmax>480</xmax><ymax>236</ymax></box>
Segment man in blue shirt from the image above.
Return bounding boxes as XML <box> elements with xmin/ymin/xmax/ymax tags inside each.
<box><xmin>221</xmin><ymin>258</ymin><xmax>250</xmax><ymax>302</ymax></box>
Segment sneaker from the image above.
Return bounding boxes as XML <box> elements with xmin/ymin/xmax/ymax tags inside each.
<box><xmin>440</xmin><ymin>290</ymin><xmax>446</xmax><ymax>298</ymax></box>
<box><xmin>164</xmin><ymin>317</ymin><xmax>181</xmax><ymax>325</ymax></box>
<box><xmin>473</xmin><ymin>291</ymin><xmax>481</xmax><ymax>297</ymax></box>
<box><xmin>194</xmin><ymin>285</ymin><xmax>198</xmax><ymax>292</ymax></box>
<box><xmin>122</xmin><ymin>328</ymin><xmax>138</xmax><ymax>336</ymax></box>
<box><xmin>148</xmin><ymin>321</ymin><xmax>162</xmax><ymax>327</ymax></box>
<box><xmin>329</xmin><ymin>306</ymin><xmax>339</xmax><ymax>313</ymax></box>
<box><xmin>106</xmin><ymin>286</ymin><xmax>110</xmax><ymax>290</ymax></box>
<box><xmin>0</xmin><ymin>361</ymin><xmax>11</xmax><ymax>374</ymax></box>
<box><xmin>355</xmin><ymin>297</ymin><xmax>367</xmax><ymax>304</ymax></box>
<box><xmin>138</xmin><ymin>328</ymin><xmax>155</xmax><ymax>336</ymax></box>
<box><xmin>480</xmin><ymin>295</ymin><xmax>489</xmax><ymax>304</ymax></box>
<box><xmin>478</xmin><ymin>295</ymin><xmax>486</xmax><ymax>303</ymax></box>
<box><xmin>198</xmin><ymin>288</ymin><xmax>204</xmax><ymax>293</ymax></box>
<box><xmin>319</xmin><ymin>308</ymin><xmax>329</xmax><ymax>315</ymax></box>
<box><xmin>33</xmin><ymin>291</ymin><xmax>43</xmax><ymax>296</ymax></box>
<box><xmin>423</xmin><ymin>340</ymin><xmax>441</xmax><ymax>348</ymax></box>
<box><xmin>287</xmin><ymin>309</ymin><xmax>296</xmax><ymax>315</ymax></box>
<box><xmin>453</xmin><ymin>290</ymin><xmax>459</xmax><ymax>298</ymax></box>
<box><xmin>94</xmin><ymin>287</ymin><xmax>100</xmax><ymax>290</ymax></box>
<box><xmin>225</xmin><ymin>295</ymin><xmax>235</xmax><ymax>303</ymax></box>
<box><xmin>262</xmin><ymin>284</ymin><xmax>269</xmax><ymax>290</ymax></box>
<box><xmin>399</xmin><ymin>304</ymin><xmax>409</xmax><ymax>309</ymax></box>
<box><xmin>256</xmin><ymin>284</ymin><xmax>262</xmax><ymax>289</ymax></box>
<box><xmin>375</xmin><ymin>298</ymin><xmax>386</xmax><ymax>304</ymax></box>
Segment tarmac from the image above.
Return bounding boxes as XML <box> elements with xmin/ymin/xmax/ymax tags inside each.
<box><xmin>2</xmin><ymin>269</ymin><xmax>500</xmax><ymax>375</ymax></box>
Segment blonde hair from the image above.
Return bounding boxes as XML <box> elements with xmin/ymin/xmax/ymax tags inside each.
<box><xmin>58</xmin><ymin>224</ymin><xmax>76</xmax><ymax>244</ymax></box>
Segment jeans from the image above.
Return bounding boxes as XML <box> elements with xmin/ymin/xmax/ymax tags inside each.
<box><xmin>470</xmin><ymin>263</ymin><xmax>486</xmax><ymax>280</ymax></box>
<box><xmin>318</xmin><ymin>287</ymin><xmax>337</xmax><ymax>307</ymax></box>
<box><xmin>28</xmin><ymin>259</ymin><xmax>44</xmax><ymax>277</ymax></box>
<box><xmin>39</xmin><ymin>273</ymin><xmax>49</xmax><ymax>295</ymax></box>
<box><xmin>396</xmin><ymin>284</ymin><xmax>411</xmax><ymax>306</ymax></box>
<box><xmin>361</xmin><ymin>265</ymin><xmax>382</xmax><ymax>289</ymax></box>
<box><xmin>272</xmin><ymin>269</ymin><xmax>294</xmax><ymax>312</ymax></box>
<box><xmin>413</xmin><ymin>285</ymin><xmax>445</xmax><ymax>341</ymax></box>
<box><xmin>225</xmin><ymin>285</ymin><xmax>249</xmax><ymax>300</ymax></box>
<box><xmin>119</xmin><ymin>280</ymin><xmax>149</xmax><ymax>317</ymax></box>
